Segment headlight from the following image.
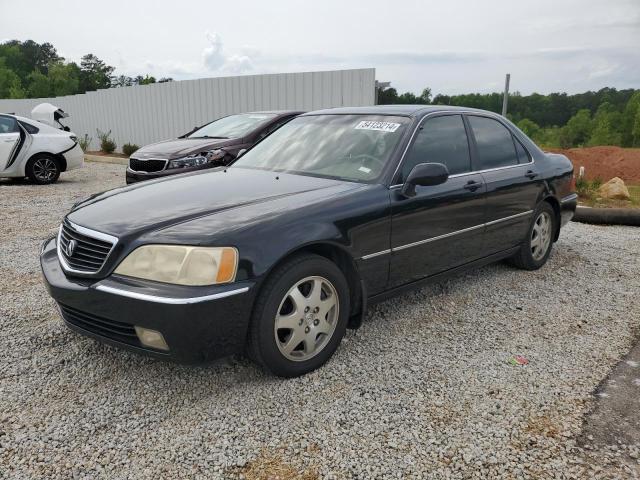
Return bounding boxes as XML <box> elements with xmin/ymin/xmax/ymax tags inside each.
<box><xmin>167</xmin><ymin>149</ymin><xmax>225</xmax><ymax>169</ymax></box>
<box><xmin>114</xmin><ymin>245</ymin><xmax>238</xmax><ymax>286</ymax></box>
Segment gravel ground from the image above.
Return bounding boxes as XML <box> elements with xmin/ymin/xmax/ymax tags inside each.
<box><xmin>1</xmin><ymin>162</ymin><xmax>639</xmax><ymax>479</ymax></box>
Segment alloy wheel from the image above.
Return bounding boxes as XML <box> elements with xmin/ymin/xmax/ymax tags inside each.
<box><xmin>274</xmin><ymin>275</ymin><xmax>339</xmax><ymax>362</ymax></box>
<box><xmin>32</xmin><ymin>158</ymin><xmax>58</xmax><ymax>182</ymax></box>
<box><xmin>531</xmin><ymin>211</ymin><xmax>552</xmax><ymax>261</ymax></box>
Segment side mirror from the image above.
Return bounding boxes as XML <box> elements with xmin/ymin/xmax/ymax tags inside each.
<box><xmin>236</xmin><ymin>149</ymin><xmax>247</xmax><ymax>158</ymax></box>
<box><xmin>401</xmin><ymin>162</ymin><xmax>449</xmax><ymax>197</ymax></box>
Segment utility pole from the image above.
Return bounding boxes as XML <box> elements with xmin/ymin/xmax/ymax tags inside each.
<box><xmin>501</xmin><ymin>73</ymin><xmax>510</xmax><ymax>117</ymax></box>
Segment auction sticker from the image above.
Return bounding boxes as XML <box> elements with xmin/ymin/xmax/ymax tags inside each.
<box><xmin>355</xmin><ymin>121</ymin><xmax>401</xmax><ymax>132</ymax></box>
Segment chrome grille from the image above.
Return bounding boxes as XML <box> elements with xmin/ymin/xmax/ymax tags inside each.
<box><xmin>129</xmin><ymin>157</ymin><xmax>167</xmax><ymax>173</ymax></box>
<box><xmin>57</xmin><ymin>220</ymin><xmax>116</xmax><ymax>274</ymax></box>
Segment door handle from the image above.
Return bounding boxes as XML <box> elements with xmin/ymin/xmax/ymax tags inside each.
<box><xmin>463</xmin><ymin>180</ymin><xmax>483</xmax><ymax>191</ymax></box>
<box><xmin>525</xmin><ymin>170</ymin><xmax>538</xmax><ymax>179</ymax></box>
<box><xmin>3</xmin><ymin>139</ymin><xmax>16</xmax><ymax>142</ymax></box>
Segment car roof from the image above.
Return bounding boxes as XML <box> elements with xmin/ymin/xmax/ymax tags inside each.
<box><xmin>245</xmin><ymin>110</ymin><xmax>305</xmax><ymax>116</ymax></box>
<box><xmin>303</xmin><ymin>105</ymin><xmax>494</xmax><ymax>118</ymax></box>
<box><xmin>3</xmin><ymin>113</ymin><xmax>38</xmax><ymax>125</ymax></box>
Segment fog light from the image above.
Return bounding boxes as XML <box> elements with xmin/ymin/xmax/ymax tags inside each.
<box><xmin>134</xmin><ymin>326</ymin><xmax>169</xmax><ymax>351</ymax></box>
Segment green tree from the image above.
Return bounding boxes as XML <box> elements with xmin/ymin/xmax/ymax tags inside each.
<box><xmin>621</xmin><ymin>91</ymin><xmax>640</xmax><ymax>146</ymax></box>
<box><xmin>633</xmin><ymin>109</ymin><xmax>640</xmax><ymax>147</ymax></box>
<box><xmin>562</xmin><ymin>109</ymin><xmax>593</xmax><ymax>147</ymax></box>
<box><xmin>0</xmin><ymin>40</ymin><xmax>62</xmax><ymax>81</ymax></box>
<box><xmin>112</xmin><ymin>75</ymin><xmax>133</xmax><ymax>87</ymax></box>
<box><xmin>419</xmin><ymin>87</ymin><xmax>432</xmax><ymax>104</ymax></box>
<box><xmin>27</xmin><ymin>70</ymin><xmax>50</xmax><ymax>98</ymax></box>
<box><xmin>137</xmin><ymin>74</ymin><xmax>156</xmax><ymax>85</ymax></box>
<box><xmin>49</xmin><ymin>62</ymin><xmax>80</xmax><ymax>96</ymax></box>
<box><xmin>589</xmin><ymin>103</ymin><xmax>622</xmax><ymax>146</ymax></box>
<box><xmin>517</xmin><ymin>119</ymin><xmax>541</xmax><ymax>141</ymax></box>
<box><xmin>79</xmin><ymin>53</ymin><xmax>115</xmax><ymax>92</ymax></box>
<box><xmin>0</xmin><ymin>59</ymin><xmax>22</xmax><ymax>98</ymax></box>
<box><xmin>8</xmin><ymin>77</ymin><xmax>26</xmax><ymax>98</ymax></box>
<box><xmin>377</xmin><ymin>86</ymin><xmax>398</xmax><ymax>104</ymax></box>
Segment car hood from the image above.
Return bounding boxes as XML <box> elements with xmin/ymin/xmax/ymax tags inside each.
<box><xmin>133</xmin><ymin>137</ymin><xmax>241</xmax><ymax>159</ymax></box>
<box><xmin>67</xmin><ymin>168</ymin><xmax>358</xmax><ymax>238</ymax></box>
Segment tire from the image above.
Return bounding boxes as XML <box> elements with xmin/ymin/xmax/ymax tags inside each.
<box><xmin>26</xmin><ymin>154</ymin><xmax>61</xmax><ymax>185</ymax></box>
<box><xmin>510</xmin><ymin>202</ymin><xmax>557</xmax><ymax>270</ymax></box>
<box><xmin>247</xmin><ymin>254</ymin><xmax>350</xmax><ymax>377</ymax></box>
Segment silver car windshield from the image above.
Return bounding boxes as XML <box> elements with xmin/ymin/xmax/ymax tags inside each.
<box><xmin>231</xmin><ymin>114</ymin><xmax>410</xmax><ymax>182</ymax></box>
<box><xmin>188</xmin><ymin>113</ymin><xmax>277</xmax><ymax>139</ymax></box>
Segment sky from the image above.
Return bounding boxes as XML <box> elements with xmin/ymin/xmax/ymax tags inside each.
<box><xmin>1</xmin><ymin>0</ymin><xmax>639</xmax><ymax>95</ymax></box>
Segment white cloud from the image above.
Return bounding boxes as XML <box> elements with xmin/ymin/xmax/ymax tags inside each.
<box><xmin>202</xmin><ymin>32</ymin><xmax>225</xmax><ymax>71</ymax></box>
<box><xmin>202</xmin><ymin>32</ymin><xmax>254</xmax><ymax>74</ymax></box>
<box><xmin>224</xmin><ymin>54</ymin><xmax>253</xmax><ymax>74</ymax></box>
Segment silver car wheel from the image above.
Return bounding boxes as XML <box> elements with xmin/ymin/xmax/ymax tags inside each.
<box><xmin>274</xmin><ymin>275</ymin><xmax>339</xmax><ymax>362</ymax></box>
<box><xmin>531</xmin><ymin>211</ymin><xmax>552</xmax><ymax>261</ymax></box>
<box><xmin>32</xmin><ymin>158</ymin><xmax>58</xmax><ymax>182</ymax></box>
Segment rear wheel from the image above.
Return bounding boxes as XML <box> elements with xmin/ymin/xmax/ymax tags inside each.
<box><xmin>26</xmin><ymin>154</ymin><xmax>61</xmax><ymax>185</ymax></box>
<box><xmin>247</xmin><ymin>254</ymin><xmax>350</xmax><ymax>377</ymax></box>
<box><xmin>511</xmin><ymin>202</ymin><xmax>556</xmax><ymax>270</ymax></box>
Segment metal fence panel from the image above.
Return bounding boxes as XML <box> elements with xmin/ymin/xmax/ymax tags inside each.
<box><xmin>0</xmin><ymin>68</ymin><xmax>375</xmax><ymax>152</ymax></box>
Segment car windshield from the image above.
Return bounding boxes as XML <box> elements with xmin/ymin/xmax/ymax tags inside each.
<box><xmin>188</xmin><ymin>113</ymin><xmax>277</xmax><ymax>139</ymax></box>
<box><xmin>231</xmin><ymin>114</ymin><xmax>410</xmax><ymax>182</ymax></box>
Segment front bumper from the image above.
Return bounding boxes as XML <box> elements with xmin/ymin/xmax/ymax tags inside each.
<box><xmin>40</xmin><ymin>237</ymin><xmax>256</xmax><ymax>363</ymax></box>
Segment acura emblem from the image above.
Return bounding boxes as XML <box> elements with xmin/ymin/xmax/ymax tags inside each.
<box><xmin>66</xmin><ymin>239</ymin><xmax>77</xmax><ymax>257</ymax></box>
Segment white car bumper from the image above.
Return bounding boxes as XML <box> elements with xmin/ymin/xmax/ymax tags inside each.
<box><xmin>63</xmin><ymin>144</ymin><xmax>84</xmax><ymax>171</ymax></box>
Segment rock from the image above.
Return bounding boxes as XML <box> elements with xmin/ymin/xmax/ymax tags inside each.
<box><xmin>598</xmin><ymin>177</ymin><xmax>630</xmax><ymax>200</ymax></box>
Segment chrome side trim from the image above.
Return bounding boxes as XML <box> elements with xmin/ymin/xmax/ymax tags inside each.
<box><xmin>360</xmin><ymin>209</ymin><xmax>534</xmax><ymax>259</ymax></box>
<box><xmin>484</xmin><ymin>209</ymin><xmax>533</xmax><ymax>227</ymax></box>
<box><xmin>394</xmin><ymin>223</ymin><xmax>485</xmax><ymax>252</ymax></box>
<box><xmin>360</xmin><ymin>249</ymin><xmax>391</xmax><ymax>260</ymax></box>
<box><xmin>94</xmin><ymin>285</ymin><xmax>250</xmax><ymax>304</ymax></box>
<box><xmin>389</xmin><ymin>161</ymin><xmax>535</xmax><ymax>189</ymax></box>
<box><xmin>560</xmin><ymin>193</ymin><xmax>578</xmax><ymax>204</ymax></box>
<box><xmin>57</xmin><ymin>220</ymin><xmax>119</xmax><ymax>276</ymax></box>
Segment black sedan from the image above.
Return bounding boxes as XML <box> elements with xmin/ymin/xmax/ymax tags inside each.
<box><xmin>41</xmin><ymin>105</ymin><xmax>577</xmax><ymax>377</ymax></box>
<box><xmin>125</xmin><ymin>110</ymin><xmax>302</xmax><ymax>184</ymax></box>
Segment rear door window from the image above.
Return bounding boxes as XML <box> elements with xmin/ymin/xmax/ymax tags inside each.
<box><xmin>0</xmin><ymin>116</ymin><xmax>19</xmax><ymax>134</ymax></box>
<box><xmin>468</xmin><ymin>116</ymin><xmax>518</xmax><ymax>170</ymax></box>
<box><xmin>399</xmin><ymin>114</ymin><xmax>471</xmax><ymax>182</ymax></box>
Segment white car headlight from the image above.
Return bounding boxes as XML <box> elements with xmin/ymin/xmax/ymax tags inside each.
<box><xmin>114</xmin><ymin>245</ymin><xmax>238</xmax><ymax>286</ymax></box>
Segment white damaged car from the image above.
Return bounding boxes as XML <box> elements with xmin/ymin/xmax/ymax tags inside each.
<box><xmin>0</xmin><ymin>103</ymin><xmax>84</xmax><ymax>184</ymax></box>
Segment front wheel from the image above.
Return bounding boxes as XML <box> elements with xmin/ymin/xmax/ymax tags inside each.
<box><xmin>26</xmin><ymin>154</ymin><xmax>61</xmax><ymax>184</ymax></box>
<box><xmin>510</xmin><ymin>202</ymin><xmax>556</xmax><ymax>270</ymax></box>
<box><xmin>247</xmin><ymin>254</ymin><xmax>350</xmax><ymax>377</ymax></box>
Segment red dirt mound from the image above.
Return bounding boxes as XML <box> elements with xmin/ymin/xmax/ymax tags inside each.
<box><xmin>545</xmin><ymin>146</ymin><xmax>640</xmax><ymax>184</ymax></box>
